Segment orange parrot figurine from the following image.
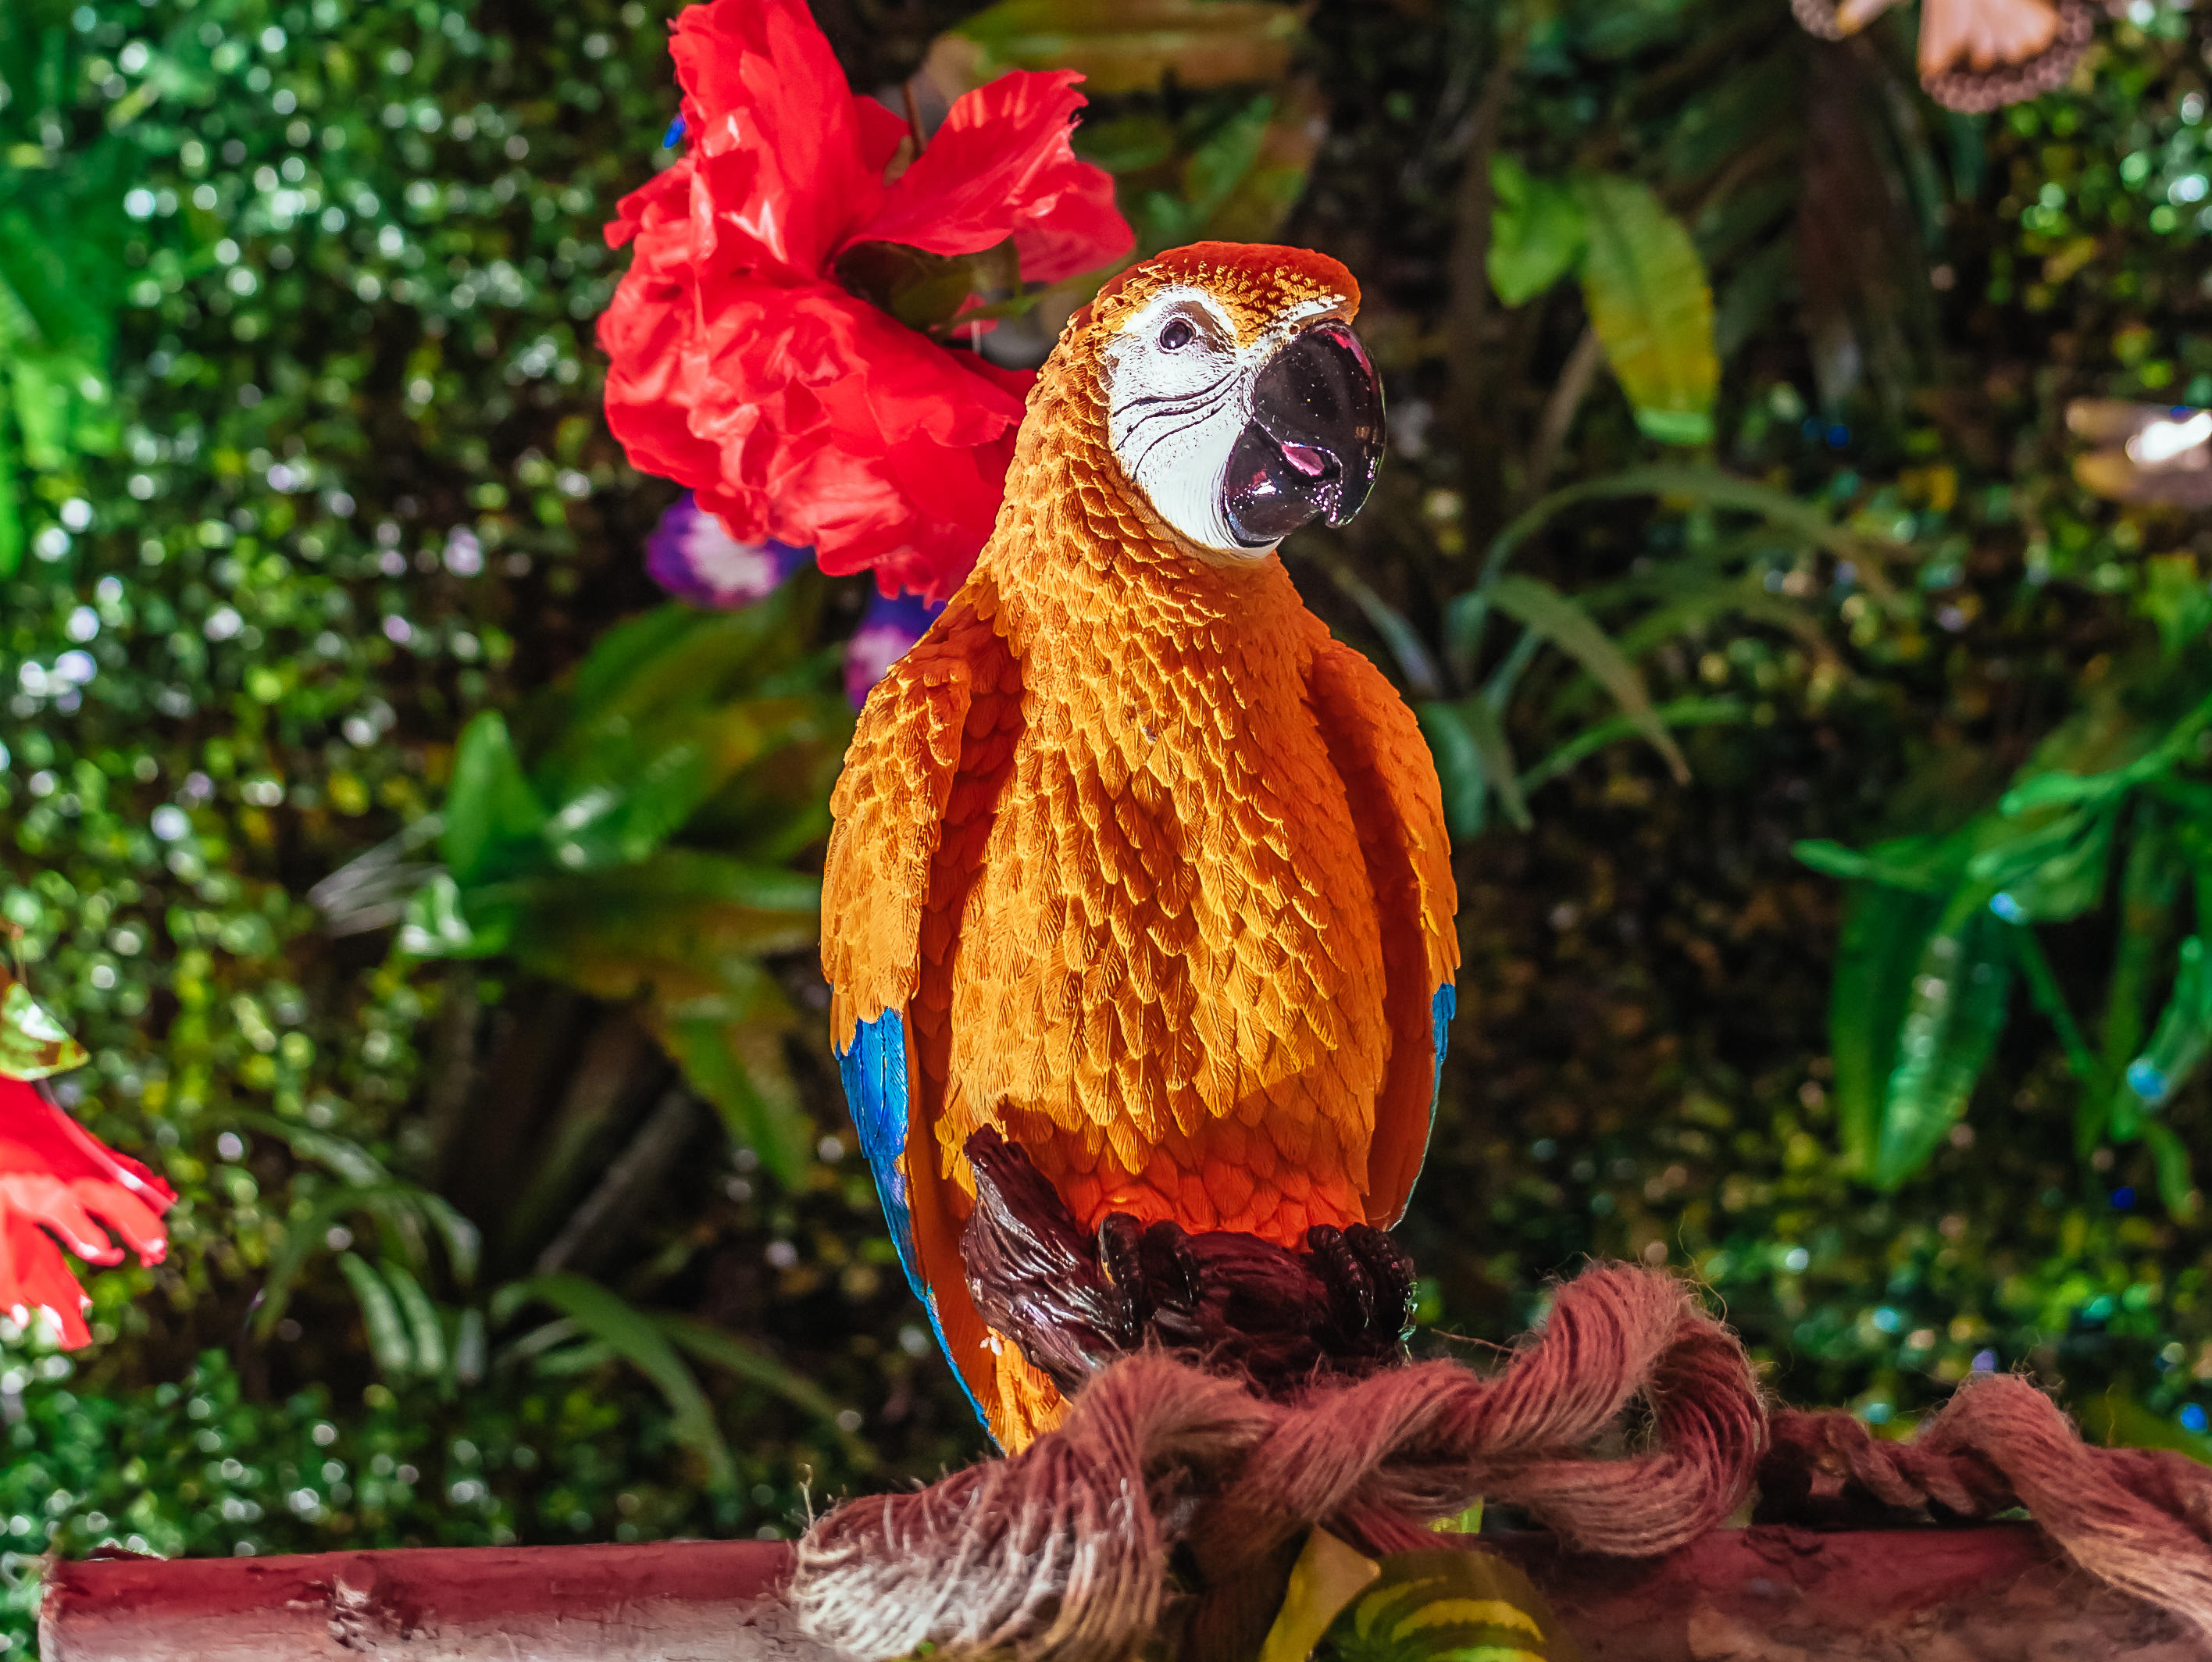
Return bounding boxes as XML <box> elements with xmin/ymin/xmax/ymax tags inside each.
<box><xmin>822</xmin><ymin>242</ymin><xmax>1459</xmax><ymax>1451</ymax></box>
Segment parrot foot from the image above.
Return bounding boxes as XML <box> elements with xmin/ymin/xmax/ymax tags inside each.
<box><xmin>959</xmin><ymin>1128</ymin><xmax>1417</xmax><ymax>1400</ymax></box>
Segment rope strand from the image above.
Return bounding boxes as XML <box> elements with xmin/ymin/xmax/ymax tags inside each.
<box><xmin>790</xmin><ymin>1263</ymin><xmax>2212</xmax><ymax>1662</ymax></box>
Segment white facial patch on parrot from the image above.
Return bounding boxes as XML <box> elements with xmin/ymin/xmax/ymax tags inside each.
<box><xmin>1103</xmin><ymin>285</ymin><xmax>1345</xmax><ymax>556</ymax></box>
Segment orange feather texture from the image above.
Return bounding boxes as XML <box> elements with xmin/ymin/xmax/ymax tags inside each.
<box><xmin>820</xmin><ymin>243</ymin><xmax>1460</xmax><ymax>1449</ymax></box>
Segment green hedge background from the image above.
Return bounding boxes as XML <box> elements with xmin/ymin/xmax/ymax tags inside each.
<box><xmin>5</xmin><ymin>0</ymin><xmax>2212</xmax><ymax>1643</ymax></box>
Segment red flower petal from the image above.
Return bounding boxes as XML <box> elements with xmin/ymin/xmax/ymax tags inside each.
<box><xmin>0</xmin><ymin>1214</ymin><xmax>95</xmax><ymax>1348</ymax></box>
<box><xmin>665</xmin><ymin>0</ymin><xmax>887</xmax><ymax>275</ymax></box>
<box><xmin>0</xmin><ymin>1079</ymin><xmax>174</xmax><ymax>1348</ymax></box>
<box><xmin>853</xmin><ymin>70</ymin><xmax>1133</xmax><ymax>284</ymax></box>
<box><xmin>600</xmin><ymin>2</ymin><xmax>1133</xmax><ymax>601</ymax></box>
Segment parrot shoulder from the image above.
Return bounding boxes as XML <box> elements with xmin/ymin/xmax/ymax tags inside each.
<box><xmin>821</xmin><ymin>589</ymin><xmax>1015</xmax><ymax>1051</ymax></box>
<box><xmin>1303</xmin><ymin>631</ymin><xmax>1461</xmax><ymax>1227</ymax></box>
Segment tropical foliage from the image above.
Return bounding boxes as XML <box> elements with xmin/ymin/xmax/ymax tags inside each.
<box><xmin>7</xmin><ymin>0</ymin><xmax>2212</xmax><ymax>1650</ymax></box>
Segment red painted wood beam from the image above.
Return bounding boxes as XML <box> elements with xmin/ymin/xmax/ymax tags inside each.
<box><xmin>39</xmin><ymin>1525</ymin><xmax>2202</xmax><ymax>1660</ymax></box>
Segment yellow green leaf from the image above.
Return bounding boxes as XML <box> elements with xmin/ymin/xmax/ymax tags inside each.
<box><xmin>933</xmin><ymin>0</ymin><xmax>1308</xmax><ymax>97</ymax></box>
<box><xmin>0</xmin><ymin>981</ymin><xmax>88</xmax><ymax>1081</ymax></box>
<box><xmin>1573</xmin><ymin>173</ymin><xmax>1717</xmax><ymax>447</ymax></box>
<box><xmin>1260</xmin><ymin>1527</ymin><xmax>1382</xmax><ymax>1662</ymax></box>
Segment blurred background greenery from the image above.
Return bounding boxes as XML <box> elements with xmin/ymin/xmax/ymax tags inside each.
<box><xmin>5</xmin><ymin>0</ymin><xmax>2212</xmax><ymax>1643</ymax></box>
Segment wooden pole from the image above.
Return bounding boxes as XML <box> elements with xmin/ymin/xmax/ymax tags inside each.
<box><xmin>40</xmin><ymin>1525</ymin><xmax>2203</xmax><ymax>1661</ymax></box>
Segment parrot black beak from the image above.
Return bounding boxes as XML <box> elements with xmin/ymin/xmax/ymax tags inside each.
<box><xmin>1222</xmin><ymin>320</ymin><xmax>1385</xmax><ymax>548</ymax></box>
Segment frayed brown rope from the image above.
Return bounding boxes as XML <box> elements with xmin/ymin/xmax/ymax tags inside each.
<box><xmin>1766</xmin><ymin>1377</ymin><xmax>2212</xmax><ymax>1641</ymax></box>
<box><xmin>791</xmin><ymin>1264</ymin><xmax>2212</xmax><ymax>1662</ymax></box>
<box><xmin>791</xmin><ymin>1264</ymin><xmax>1760</xmax><ymax>1662</ymax></box>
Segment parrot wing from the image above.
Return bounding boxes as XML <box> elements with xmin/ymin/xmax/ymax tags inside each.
<box><xmin>821</xmin><ymin>598</ymin><xmax>1015</xmax><ymax>1422</ymax></box>
<box><xmin>1304</xmin><ymin>636</ymin><xmax>1461</xmax><ymax>1228</ymax></box>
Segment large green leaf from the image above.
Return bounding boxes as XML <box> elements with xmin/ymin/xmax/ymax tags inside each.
<box><xmin>1572</xmin><ymin>174</ymin><xmax>1718</xmax><ymax>446</ymax></box>
<box><xmin>1488</xmin><ymin>156</ymin><xmax>1588</xmax><ymax>306</ymax></box>
<box><xmin>1486</xmin><ymin>574</ymin><xmax>1688</xmax><ymax>782</ymax></box>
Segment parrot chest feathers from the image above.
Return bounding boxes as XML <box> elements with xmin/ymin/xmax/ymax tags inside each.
<box><xmin>926</xmin><ymin>553</ymin><xmax>1395</xmax><ymax>1243</ymax></box>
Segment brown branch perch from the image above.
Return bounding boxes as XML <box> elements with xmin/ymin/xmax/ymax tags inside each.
<box><xmin>41</xmin><ymin>1524</ymin><xmax>2203</xmax><ymax>1660</ymax></box>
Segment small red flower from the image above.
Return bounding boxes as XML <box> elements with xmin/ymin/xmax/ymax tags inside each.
<box><xmin>599</xmin><ymin>0</ymin><xmax>1132</xmax><ymax>603</ymax></box>
<box><xmin>0</xmin><ymin>1078</ymin><xmax>174</xmax><ymax>1347</ymax></box>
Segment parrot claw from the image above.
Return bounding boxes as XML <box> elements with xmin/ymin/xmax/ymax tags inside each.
<box><xmin>1311</xmin><ymin>1222</ymin><xmax>1417</xmax><ymax>1351</ymax></box>
<box><xmin>962</xmin><ymin>1129</ymin><xmax>1421</xmax><ymax>1402</ymax></box>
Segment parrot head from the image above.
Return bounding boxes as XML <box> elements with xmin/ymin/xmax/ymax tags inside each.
<box><xmin>1051</xmin><ymin>242</ymin><xmax>1385</xmax><ymax>557</ymax></box>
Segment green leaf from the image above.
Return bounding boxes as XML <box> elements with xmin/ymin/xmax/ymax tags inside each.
<box><xmin>1487</xmin><ymin>156</ymin><xmax>1588</xmax><ymax>306</ymax></box>
<box><xmin>500</xmin><ymin>847</ymin><xmax>819</xmax><ymax>1008</ymax></box>
<box><xmin>1970</xmin><ymin>806</ymin><xmax>2114</xmax><ymax>924</ymax></box>
<box><xmin>337</xmin><ymin>1254</ymin><xmax>415</xmax><ymax>1378</ymax></box>
<box><xmin>1416</xmin><ymin>701</ymin><xmax>1492</xmax><ymax>840</ymax></box>
<box><xmin>1793</xmin><ymin>830</ymin><xmax>1964</xmax><ymax>895</ymax></box>
<box><xmin>1417</xmin><ymin>699</ymin><xmax>1529</xmax><ymax>836</ymax></box>
<box><xmin>2077</xmin><ymin>1386</ymin><xmax>2212</xmax><ymax>1463</ymax></box>
<box><xmin>1572</xmin><ymin>174</ymin><xmax>1717</xmax><ymax>447</ymax></box>
<box><xmin>399</xmin><ymin>871</ymin><xmax>508</xmax><ymax>960</ymax></box>
<box><xmin>1828</xmin><ymin>883</ymin><xmax>1949</xmax><ymax>1174</ymax></box>
<box><xmin>380</xmin><ymin>1259</ymin><xmax>448</xmax><ymax>1379</ymax></box>
<box><xmin>2142</xmin><ymin>1120</ymin><xmax>2199</xmax><ymax>1218</ymax></box>
<box><xmin>497</xmin><ymin>1275</ymin><xmax>736</xmax><ymax>1492</ymax></box>
<box><xmin>0</xmin><ymin>426</ymin><xmax>22</xmax><ymax>579</ymax></box>
<box><xmin>2123</xmin><ymin>935</ymin><xmax>2212</xmax><ymax>1112</ymax></box>
<box><xmin>832</xmin><ymin>239</ymin><xmax>1023</xmax><ymax>333</ymax></box>
<box><xmin>658</xmin><ymin>1011</ymin><xmax>813</xmax><ymax>1188</ymax></box>
<box><xmin>2141</xmin><ymin>553</ymin><xmax>2212</xmax><ymax>660</ymax></box>
<box><xmin>2000</xmin><ymin>770</ymin><xmax>2134</xmax><ymax>815</ymax></box>
<box><xmin>1487</xmin><ymin>574</ymin><xmax>1687</xmax><ymax>783</ymax></box>
<box><xmin>1478</xmin><ymin>465</ymin><xmax>1876</xmax><ymax>591</ymax></box>
<box><xmin>255</xmin><ymin>1179</ymin><xmax>478</xmax><ymax>1338</ymax></box>
<box><xmin>1874</xmin><ymin>898</ymin><xmax>2014</xmax><ymax>1187</ymax></box>
<box><xmin>438</xmin><ymin>712</ymin><xmax>548</xmax><ymax>886</ymax></box>
<box><xmin>940</xmin><ymin>0</ymin><xmax>1308</xmax><ymax>96</ymax></box>
<box><xmin>0</xmin><ymin>979</ymin><xmax>87</xmax><ymax>1080</ymax></box>
<box><xmin>1518</xmin><ymin>697</ymin><xmax>1744</xmax><ymax>795</ymax></box>
<box><xmin>657</xmin><ymin>1313</ymin><xmax>874</xmax><ymax>1462</ymax></box>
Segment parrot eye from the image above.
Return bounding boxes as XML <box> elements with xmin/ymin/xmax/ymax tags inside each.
<box><xmin>1158</xmin><ymin>318</ymin><xmax>1196</xmax><ymax>351</ymax></box>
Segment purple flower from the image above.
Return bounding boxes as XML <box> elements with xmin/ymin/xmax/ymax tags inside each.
<box><xmin>647</xmin><ymin>492</ymin><xmax>811</xmax><ymax>608</ymax></box>
<box><xmin>844</xmin><ymin>590</ymin><xmax>942</xmax><ymax>709</ymax></box>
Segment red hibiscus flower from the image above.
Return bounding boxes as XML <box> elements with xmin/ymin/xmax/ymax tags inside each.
<box><xmin>599</xmin><ymin>0</ymin><xmax>1132</xmax><ymax>603</ymax></box>
<box><xmin>0</xmin><ymin>1078</ymin><xmax>174</xmax><ymax>1347</ymax></box>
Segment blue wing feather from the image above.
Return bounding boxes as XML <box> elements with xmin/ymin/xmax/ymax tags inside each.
<box><xmin>837</xmin><ymin>1008</ymin><xmax>920</xmax><ymax>1295</ymax></box>
<box><xmin>836</xmin><ymin>1007</ymin><xmax>987</xmax><ymax>1426</ymax></box>
<box><xmin>1389</xmin><ymin>981</ymin><xmax>1455</xmax><ymax>1213</ymax></box>
<box><xmin>1429</xmin><ymin>982</ymin><xmax>1455</xmax><ymax>1129</ymax></box>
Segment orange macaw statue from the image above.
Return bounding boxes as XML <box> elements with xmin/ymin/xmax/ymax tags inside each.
<box><xmin>822</xmin><ymin>242</ymin><xmax>1459</xmax><ymax>1451</ymax></box>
